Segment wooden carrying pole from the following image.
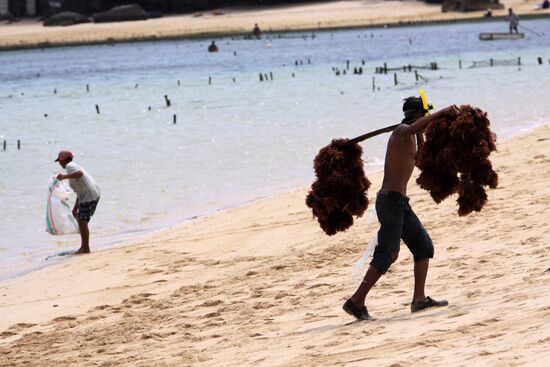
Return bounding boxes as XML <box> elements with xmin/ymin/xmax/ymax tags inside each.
<box><xmin>349</xmin><ymin>124</ymin><xmax>399</xmax><ymax>144</ymax></box>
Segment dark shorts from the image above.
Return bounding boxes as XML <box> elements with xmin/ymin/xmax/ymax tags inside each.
<box><xmin>370</xmin><ymin>191</ymin><xmax>434</xmax><ymax>274</ymax></box>
<box><xmin>78</xmin><ymin>198</ymin><xmax>99</xmax><ymax>223</ymax></box>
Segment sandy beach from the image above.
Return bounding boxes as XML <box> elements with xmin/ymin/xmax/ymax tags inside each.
<box><xmin>0</xmin><ymin>122</ymin><xmax>548</xmax><ymax>366</ymax></box>
<box><xmin>0</xmin><ymin>0</ymin><xmax>549</xmax><ymax>50</ymax></box>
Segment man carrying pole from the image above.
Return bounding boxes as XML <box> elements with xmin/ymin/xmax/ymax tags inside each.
<box><xmin>343</xmin><ymin>97</ymin><xmax>459</xmax><ymax>320</ymax></box>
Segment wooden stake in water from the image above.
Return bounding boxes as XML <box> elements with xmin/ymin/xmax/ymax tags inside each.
<box><xmin>394</xmin><ymin>73</ymin><xmax>398</xmax><ymax>86</ymax></box>
<box><xmin>86</xmin><ymin>84</ymin><xmax>90</xmax><ymax>92</ymax></box>
<box><xmin>269</xmin><ymin>72</ymin><xmax>273</xmax><ymax>81</ymax></box>
<box><xmin>2</xmin><ymin>140</ymin><xmax>6</xmax><ymax>151</ymax></box>
<box><xmin>208</xmin><ymin>76</ymin><xmax>212</xmax><ymax>85</ymax></box>
<box><xmin>95</xmin><ymin>104</ymin><xmax>100</xmax><ymax>114</ymax></box>
<box><xmin>173</xmin><ymin>114</ymin><xmax>177</xmax><ymax>124</ymax></box>
<box><xmin>372</xmin><ymin>76</ymin><xmax>376</xmax><ymax>92</ymax></box>
<box><xmin>459</xmin><ymin>60</ymin><xmax>462</xmax><ymax>69</ymax></box>
<box><xmin>17</xmin><ymin>140</ymin><xmax>20</xmax><ymax>150</ymax></box>
<box><xmin>164</xmin><ymin>95</ymin><xmax>171</xmax><ymax>107</ymax></box>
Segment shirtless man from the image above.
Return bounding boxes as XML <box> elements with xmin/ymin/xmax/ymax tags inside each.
<box><xmin>343</xmin><ymin>97</ymin><xmax>459</xmax><ymax>320</ymax></box>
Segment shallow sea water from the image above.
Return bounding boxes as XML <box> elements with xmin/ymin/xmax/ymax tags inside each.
<box><xmin>1</xmin><ymin>19</ymin><xmax>549</xmax><ymax>279</ymax></box>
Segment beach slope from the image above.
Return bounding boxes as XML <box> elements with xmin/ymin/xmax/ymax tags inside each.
<box><xmin>0</xmin><ymin>125</ymin><xmax>549</xmax><ymax>366</ymax></box>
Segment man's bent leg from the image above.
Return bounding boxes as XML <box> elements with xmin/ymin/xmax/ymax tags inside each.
<box><xmin>350</xmin><ymin>265</ymin><xmax>383</xmax><ymax>306</ymax></box>
<box><xmin>343</xmin><ymin>265</ymin><xmax>381</xmax><ymax>320</ymax></box>
<box><xmin>345</xmin><ymin>249</ymin><xmax>397</xmax><ymax>320</ymax></box>
<box><xmin>75</xmin><ymin>219</ymin><xmax>90</xmax><ymax>254</ymax></box>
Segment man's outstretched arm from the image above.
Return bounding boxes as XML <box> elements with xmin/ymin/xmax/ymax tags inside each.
<box><xmin>395</xmin><ymin>105</ymin><xmax>459</xmax><ymax>136</ymax></box>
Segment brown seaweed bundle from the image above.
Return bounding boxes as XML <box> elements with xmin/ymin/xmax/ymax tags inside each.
<box><xmin>415</xmin><ymin>105</ymin><xmax>498</xmax><ymax>216</ymax></box>
<box><xmin>305</xmin><ymin>139</ymin><xmax>371</xmax><ymax>235</ymax></box>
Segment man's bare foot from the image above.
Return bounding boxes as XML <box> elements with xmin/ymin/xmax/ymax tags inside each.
<box><xmin>74</xmin><ymin>247</ymin><xmax>90</xmax><ymax>254</ymax></box>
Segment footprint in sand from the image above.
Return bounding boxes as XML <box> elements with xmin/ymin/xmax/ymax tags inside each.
<box><xmin>52</xmin><ymin>316</ymin><xmax>77</xmax><ymax>322</ymax></box>
<box><xmin>252</xmin><ymin>302</ymin><xmax>274</xmax><ymax>310</ymax></box>
<box><xmin>449</xmin><ymin>311</ymin><xmax>468</xmax><ymax>318</ymax></box>
<box><xmin>249</xmin><ymin>290</ymin><xmax>262</xmax><ymax>298</ymax></box>
<box><xmin>93</xmin><ymin>304</ymin><xmax>110</xmax><ymax>311</ymax></box>
<box><xmin>466</xmin><ymin>289</ymin><xmax>482</xmax><ymax>298</ymax></box>
<box><xmin>8</xmin><ymin>322</ymin><xmax>36</xmax><ymax>331</ymax></box>
<box><xmin>274</xmin><ymin>291</ymin><xmax>291</xmax><ymax>299</ymax></box>
<box><xmin>144</xmin><ymin>268</ymin><xmax>164</xmax><ymax>275</ymax></box>
<box><xmin>0</xmin><ymin>331</ymin><xmax>17</xmax><ymax>338</ymax></box>
<box><xmin>481</xmin><ymin>333</ymin><xmax>505</xmax><ymax>340</ymax></box>
<box><xmin>200</xmin><ymin>300</ymin><xmax>223</xmax><ymax>307</ymax></box>
<box><xmin>204</xmin><ymin>311</ymin><xmax>221</xmax><ymax>318</ymax></box>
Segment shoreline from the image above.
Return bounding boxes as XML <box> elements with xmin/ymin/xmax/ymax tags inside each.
<box><xmin>0</xmin><ymin>123</ymin><xmax>548</xmax><ymax>364</ymax></box>
<box><xmin>1</xmin><ymin>119</ymin><xmax>547</xmax><ymax>284</ymax></box>
<box><xmin>1</xmin><ymin>121</ymin><xmax>548</xmax><ymax>314</ymax></box>
<box><xmin>0</xmin><ymin>1</ymin><xmax>549</xmax><ymax>51</ymax></box>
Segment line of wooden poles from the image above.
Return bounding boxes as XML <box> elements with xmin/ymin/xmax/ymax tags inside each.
<box><xmin>3</xmin><ymin>54</ymin><xmax>548</xmax><ymax>143</ymax></box>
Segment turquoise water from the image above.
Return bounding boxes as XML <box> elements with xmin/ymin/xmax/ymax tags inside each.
<box><xmin>1</xmin><ymin>19</ymin><xmax>550</xmax><ymax>279</ymax></box>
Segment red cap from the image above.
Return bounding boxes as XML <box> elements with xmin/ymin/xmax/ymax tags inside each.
<box><xmin>55</xmin><ymin>150</ymin><xmax>74</xmax><ymax>162</ymax></box>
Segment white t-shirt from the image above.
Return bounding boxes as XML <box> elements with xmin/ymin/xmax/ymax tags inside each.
<box><xmin>65</xmin><ymin>162</ymin><xmax>100</xmax><ymax>203</ymax></box>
